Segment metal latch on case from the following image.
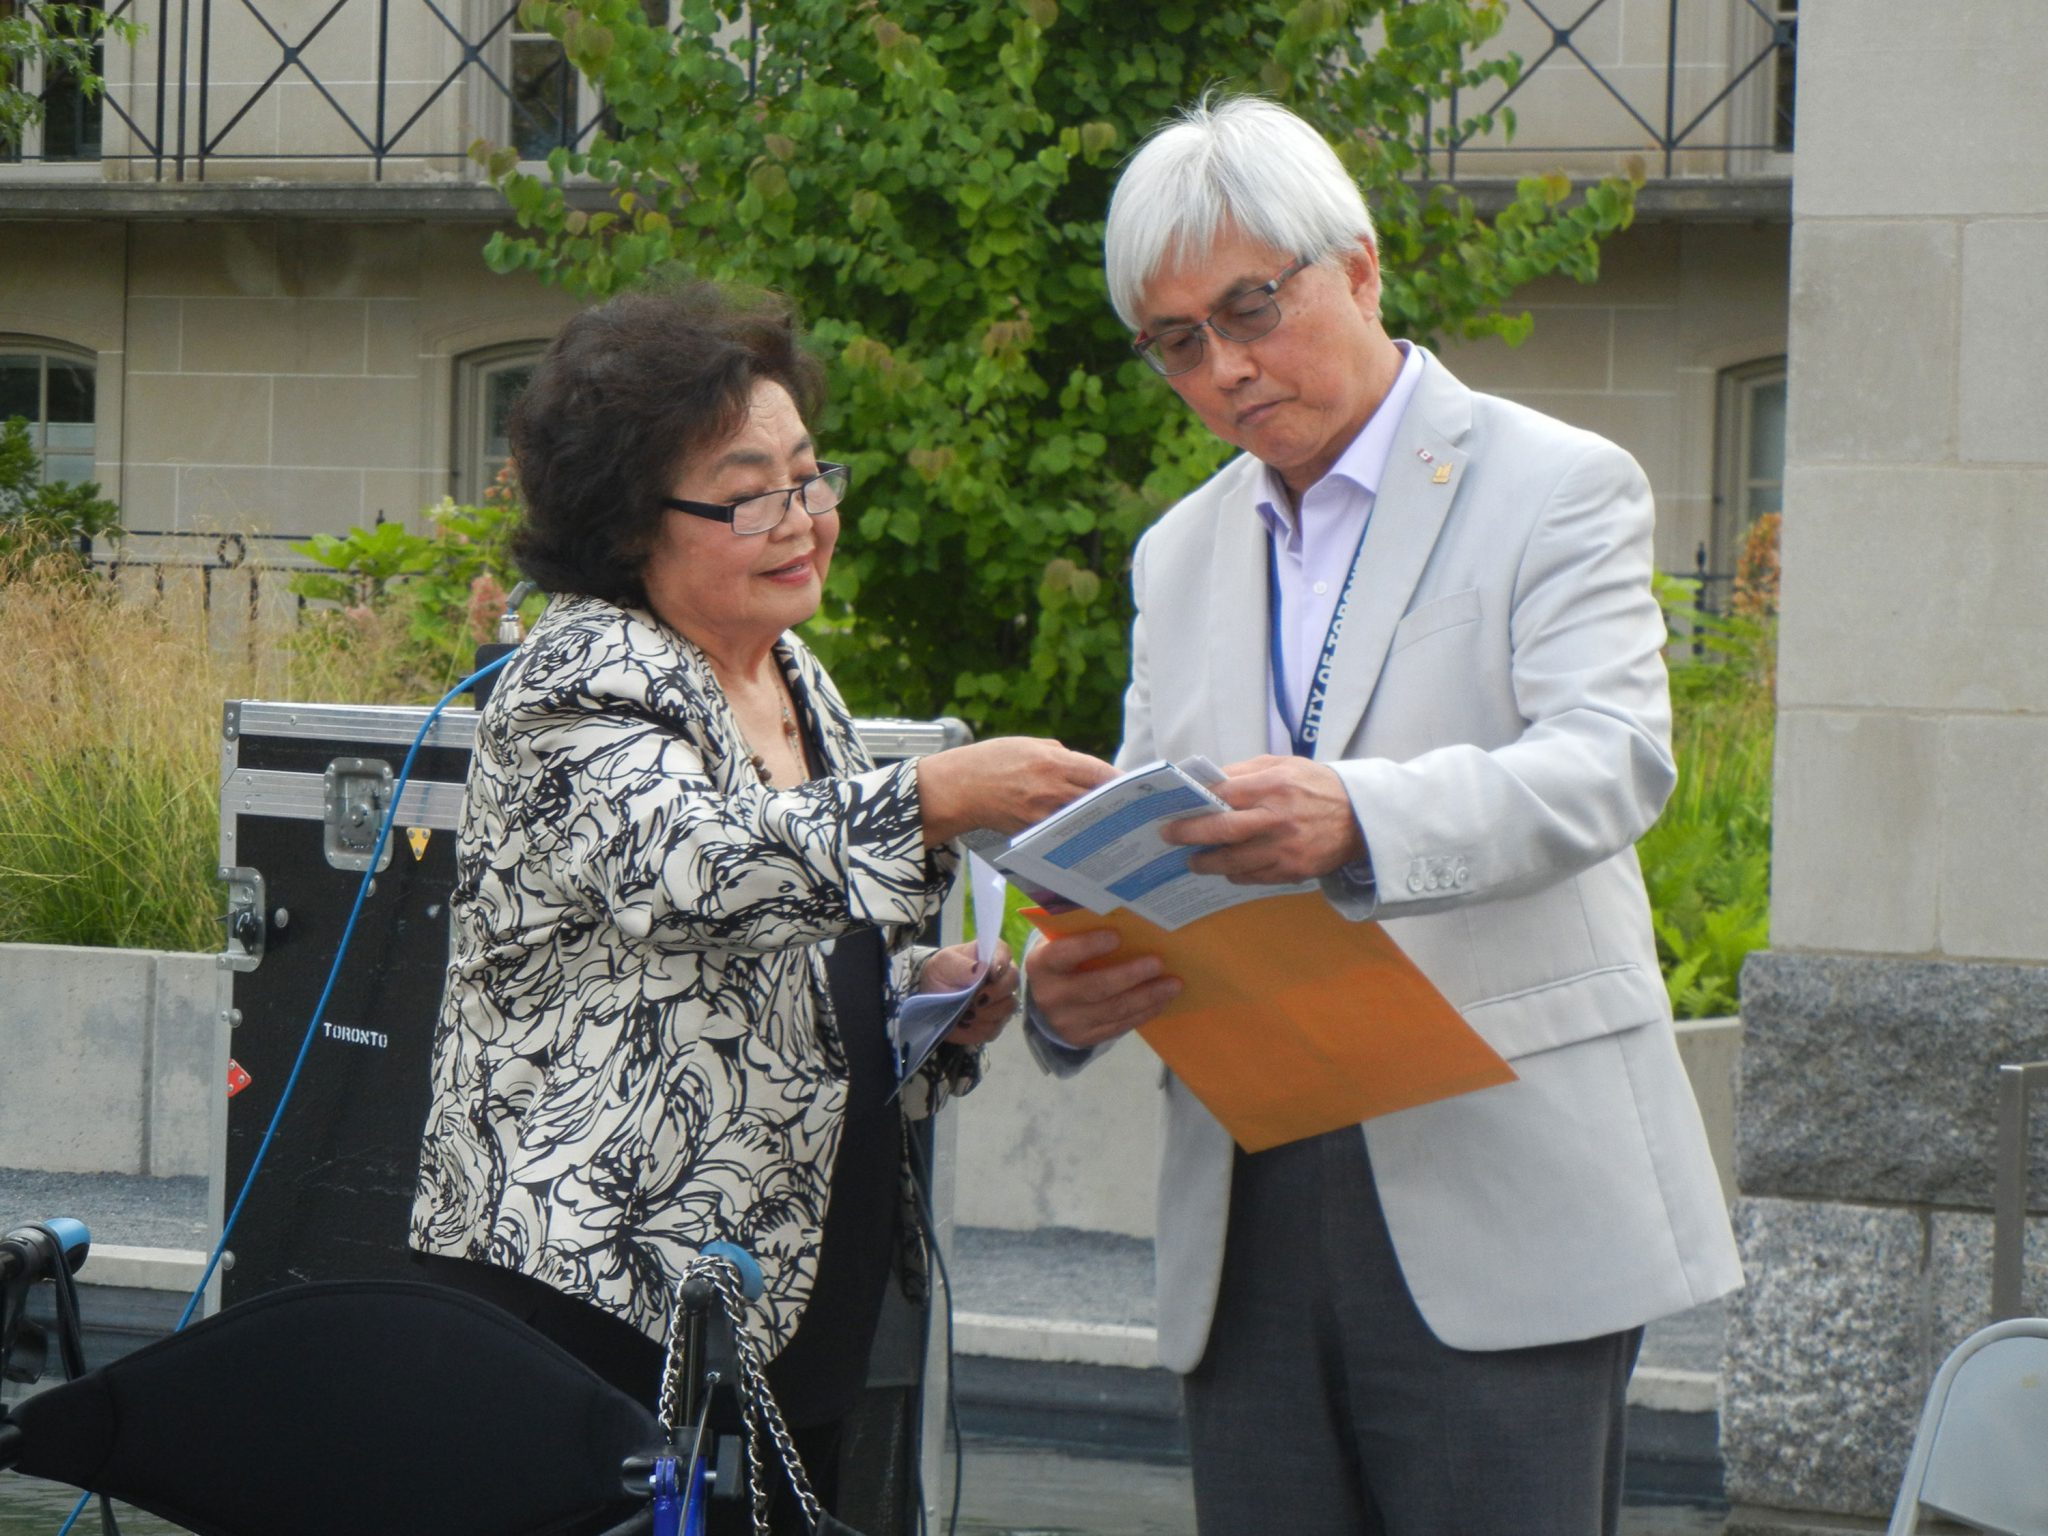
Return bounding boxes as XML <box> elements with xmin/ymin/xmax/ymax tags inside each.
<box><xmin>221</xmin><ymin>865</ymin><xmax>265</xmax><ymax>972</ymax></box>
<box><xmin>324</xmin><ymin>758</ymin><xmax>395</xmax><ymax>872</ymax></box>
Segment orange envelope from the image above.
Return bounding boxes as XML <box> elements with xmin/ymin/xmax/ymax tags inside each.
<box><xmin>1026</xmin><ymin>892</ymin><xmax>1515</xmax><ymax>1153</ymax></box>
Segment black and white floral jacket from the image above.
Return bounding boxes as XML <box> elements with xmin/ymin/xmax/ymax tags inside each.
<box><xmin>408</xmin><ymin>592</ymin><xmax>974</xmax><ymax>1352</ymax></box>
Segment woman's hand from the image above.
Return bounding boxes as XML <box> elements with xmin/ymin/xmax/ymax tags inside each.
<box><xmin>916</xmin><ymin>738</ymin><xmax>1118</xmax><ymax>846</ymax></box>
<box><xmin>921</xmin><ymin>940</ymin><xmax>1018</xmax><ymax>1048</ymax></box>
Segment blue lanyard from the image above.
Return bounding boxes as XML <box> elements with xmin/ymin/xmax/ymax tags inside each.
<box><xmin>1267</xmin><ymin>514</ymin><xmax>1371</xmax><ymax>759</ymax></box>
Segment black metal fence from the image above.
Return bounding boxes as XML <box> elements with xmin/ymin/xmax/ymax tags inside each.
<box><xmin>1665</xmin><ymin>542</ymin><xmax>1740</xmax><ymax>658</ymax></box>
<box><xmin>87</xmin><ymin>528</ymin><xmax>1742</xmax><ymax>662</ymax></box>
<box><xmin>9</xmin><ymin>0</ymin><xmax>1788</xmax><ymax>181</ymax></box>
<box><xmin>1423</xmin><ymin>0</ymin><xmax>1796</xmax><ymax>180</ymax></box>
<box><xmin>89</xmin><ymin>528</ymin><xmax>318</xmax><ymax>627</ymax></box>
<box><xmin>20</xmin><ymin>0</ymin><xmax>625</xmax><ymax>180</ymax></box>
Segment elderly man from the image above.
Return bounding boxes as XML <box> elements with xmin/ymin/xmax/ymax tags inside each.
<box><xmin>1025</xmin><ymin>96</ymin><xmax>1741</xmax><ymax>1534</ymax></box>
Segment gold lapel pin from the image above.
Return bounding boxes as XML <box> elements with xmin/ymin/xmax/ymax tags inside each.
<box><xmin>1432</xmin><ymin>463</ymin><xmax>1452</xmax><ymax>485</ymax></box>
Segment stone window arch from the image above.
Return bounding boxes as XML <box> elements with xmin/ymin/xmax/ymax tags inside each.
<box><xmin>452</xmin><ymin>341</ymin><xmax>544</xmax><ymax>505</ymax></box>
<box><xmin>1712</xmin><ymin>355</ymin><xmax>1786</xmax><ymax>602</ymax></box>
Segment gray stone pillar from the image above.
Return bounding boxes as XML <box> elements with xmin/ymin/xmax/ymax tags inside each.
<box><xmin>1720</xmin><ymin>6</ymin><xmax>2048</xmax><ymax>1529</ymax></box>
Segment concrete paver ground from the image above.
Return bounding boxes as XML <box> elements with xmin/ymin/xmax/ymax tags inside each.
<box><xmin>2</xmin><ymin>1443</ymin><xmax>1727</xmax><ymax>1535</ymax></box>
<box><xmin>953</xmin><ymin>1442</ymin><xmax>1726</xmax><ymax>1535</ymax></box>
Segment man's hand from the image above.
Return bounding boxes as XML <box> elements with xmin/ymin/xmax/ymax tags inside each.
<box><xmin>1024</xmin><ymin>929</ymin><xmax>1182</xmax><ymax>1051</ymax></box>
<box><xmin>1164</xmin><ymin>755</ymin><xmax>1365</xmax><ymax>885</ymax></box>
<box><xmin>922</xmin><ymin>940</ymin><xmax>1017</xmax><ymax>1049</ymax></box>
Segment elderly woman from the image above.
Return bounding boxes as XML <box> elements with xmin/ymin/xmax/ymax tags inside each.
<box><xmin>408</xmin><ymin>285</ymin><xmax>1111</xmax><ymax>1523</ymax></box>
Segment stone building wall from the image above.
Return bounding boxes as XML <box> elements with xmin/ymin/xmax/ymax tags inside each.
<box><xmin>0</xmin><ymin>214</ymin><xmax>1787</xmax><ymax>584</ymax></box>
<box><xmin>1720</xmin><ymin>5</ymin><xmax>2048</xmax><ymax>1527</ymax></box>
<box><xmin>0</xmin><ymin>218</ymin><xmax>579</xmax><ymax>539</ymax></box>
<box><xmin>1439</xmin><ymin>218</ymin><xmax>1789</xmax><ymax>576</ymax></box>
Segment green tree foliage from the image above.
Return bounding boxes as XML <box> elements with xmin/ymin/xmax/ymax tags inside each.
<box><xmin>0</xmin><ymin>2</ymin><xmax>140</xmax><ymax>149</ymax></box>
<box><xmin>479</xmin><ymin>0</ymin><xmax>1638</xmax><ymax>751</ymax></box>
<box><xmin>0</xmin><ymin>415</ymin><xmax>122</xmax><ymax>572</ymax></box>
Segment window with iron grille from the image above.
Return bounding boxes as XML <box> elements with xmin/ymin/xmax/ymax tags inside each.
<box><xmin>507</xmin><ymin>16</ymin><xmax>579</xmax><ymax>160</ymax></box>
<box><xmin>0</xmin><ymin>1</ymin><xmax>104</xmax><ymax>163</ymax></box>
<box><xmin>501</xmin><ymin>0</ymin><xmax>667</xmax><ymax>161</ymax></box>
<box><xmin>1732</xmin><ymin>0</ymin><xmax>1797</xmax><ymax>164</ymax></box>
<box><xmin>1767</xmin><ymin>0</ymin><xmax>1797</xmax><ymax>153</ymax></box>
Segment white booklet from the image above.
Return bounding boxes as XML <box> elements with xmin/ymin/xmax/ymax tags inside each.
<box><xmin>890</xmin><ymin>852</ymin><xmax>1006</xmax><ymax>1093</ymax></box>
<box><xmin>974</xmin><ymin>759</ymin><xmax>1312</xmax><ymax>932</ymax></box>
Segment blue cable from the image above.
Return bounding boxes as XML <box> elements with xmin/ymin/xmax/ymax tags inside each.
<box><xmin>177</xmin><ymin>651</ymin><xmax>513</xmax><ymax>1329</ymax></box>
<box><xmin>53</xmin><ymin>652</ymin><xmax>514</xmax><ymax>1536</ymax></box>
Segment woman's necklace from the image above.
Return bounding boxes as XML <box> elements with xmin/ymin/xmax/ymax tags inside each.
<box><xmin>695</xmin><ymin>638</ymin><xmax>808</xmax><ymax>783</ymax></box>
<box><xmin>745</xmin><ymin>694</ymin><xmax>806</xmax><ymax>783</ymax></box>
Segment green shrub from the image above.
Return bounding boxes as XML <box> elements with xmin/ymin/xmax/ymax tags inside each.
<box><xmin>0</xmin><ymin>416</ymin><xmax>122</xmax><ymax>572</ymax></box>
<box><xmin>288</xmin><ymin>476</ymin><xmax>538</xmax><ymax>702</ymax></box>
<box><xmin>1642</xmin><ymin>571</ymin><xmax>1777</xmax><ymax>1018</ymax></box>
<box><xmin>1</xmin><ymin>540</ymin><xmax>1781</xmax><ymax>996</ymax></box>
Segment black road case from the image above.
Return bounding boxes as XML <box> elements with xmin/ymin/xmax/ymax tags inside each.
<box><xmin>220</xmin><ymin>700</ymin><xmax>479</xmax><ymax>1302</ymax></box>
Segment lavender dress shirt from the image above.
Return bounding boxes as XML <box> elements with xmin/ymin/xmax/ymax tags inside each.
<box><xmin>1256</xmin><ymin>340</ymin><xmax>1425</xmax><ymax>757</ymax></box>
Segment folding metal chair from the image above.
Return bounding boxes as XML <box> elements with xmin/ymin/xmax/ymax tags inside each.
<box><xmin>1886</xmin><ymin>1316</ymin><xmax>2048</xmax><ymax>1536</ymax></box>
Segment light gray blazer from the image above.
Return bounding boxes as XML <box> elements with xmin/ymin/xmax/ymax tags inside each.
<box><xmin>1046</xmin><ymin>350</ymin><xmax>1741</xmax><ymax>1371</ymax></box>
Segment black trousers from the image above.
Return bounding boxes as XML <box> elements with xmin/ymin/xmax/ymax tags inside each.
<box><xmin>1181</xmin><ymin>1128</ymin><xmax>1643</xmax><ymax>1536</ymax></box>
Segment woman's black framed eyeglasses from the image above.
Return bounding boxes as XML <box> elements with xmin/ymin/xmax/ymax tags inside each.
<box><xmin>660</xmin><ymin>462</ymin><xmax>851</xmax><ymax>537</ymax></box>
<box><xmin>1131</xmin><ymin>256</ymin><xmax>1314</xmax><ymax>377</ymax></box>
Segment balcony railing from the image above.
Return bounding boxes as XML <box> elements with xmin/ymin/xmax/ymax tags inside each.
<box><xmin>5</xmin><ymin>0</ymin><xmax>627</xmax><ymax>182</ymax></box>
<box><xmin>1424</xmin><ymin>0</ymin><xmax>1796</xmax><ymax>180</ymax></box>
<box><xmin>3</xmin><ymin>0</ymin><xmax>1789</xmax><ymax>184</ymax></box>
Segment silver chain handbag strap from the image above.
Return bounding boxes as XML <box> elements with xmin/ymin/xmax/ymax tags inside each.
<box><xmin>659</xmin><ymin>1254</ymin><xmax>824</xmax><ymax>1536</ymax></box>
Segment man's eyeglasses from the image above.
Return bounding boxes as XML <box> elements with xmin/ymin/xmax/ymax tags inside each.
<box><xmin>660</xmin><ymin>462</ymin><xmax>850</xmax><ymax>537</ymax></box>
<box><xmin>1131</xmin><ymin>256</ymin><xmax>1314</xmax><ymax>377</ymax></box>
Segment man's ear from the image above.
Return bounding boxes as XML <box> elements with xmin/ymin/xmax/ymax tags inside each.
<box><xmin>1342</xmin><ymin>238</ymin><xmax>1383</xmax><ymax>318</ymax></box>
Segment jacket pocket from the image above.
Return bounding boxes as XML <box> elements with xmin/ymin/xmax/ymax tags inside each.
<box><xmin>1389</xmin><ymin>587</ymin><xmax>1480</xmax><ymax>655</ymax></box>
<box><xmin>1461</xmin><ymin>962</ymin><xmax>1668</xmax><ymax>1062</ymax></box>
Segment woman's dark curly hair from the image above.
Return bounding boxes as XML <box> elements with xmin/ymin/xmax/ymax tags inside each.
<box><xmin>507</xmin><ymin>283</ymin><xmax>827</xmax><ymax>605</ymax></box>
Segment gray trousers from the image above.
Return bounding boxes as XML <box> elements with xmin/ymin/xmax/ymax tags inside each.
<box><xmin>1181</xmin><ymin>1128</ymin><xmax>1642</xmax><ymax>1536</ymax></box>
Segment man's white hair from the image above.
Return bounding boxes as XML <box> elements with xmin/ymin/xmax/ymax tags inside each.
<box><xmin>1104</xmin><ymin>93</ymin><xmax>1377</xmax><ymax>331</ymax></box>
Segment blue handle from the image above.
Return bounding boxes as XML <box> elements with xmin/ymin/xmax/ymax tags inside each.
<box><xmin>699</xmin><ymin>1241</ymin><xmax>763</xmax><ymax>1300</ymax></box>
<box><xmin>42</xmin><ymin>1218</ymin><xmax>91</xmax><ymax>1267</ymax></box>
